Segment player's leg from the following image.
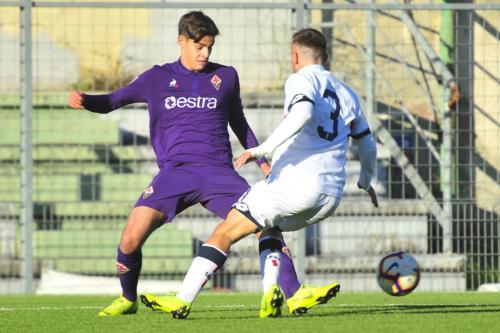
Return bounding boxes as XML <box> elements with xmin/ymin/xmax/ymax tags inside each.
<box><xmin>117</xmin><ymin>207</ymin><xmax>165</xmax><ymax>300</ymax></box>
<box><xmin>279</xmin><ymin>194</ymin><xmax>342</xmax><ymax>315</ymax></box>
<box><xmin>258</xmin><ymin>227</ymin><xmax>285</xmax><ymax>318</ymax></box>
<box><xmin>144</xmin><ymin>177</ymin><xmax>318</xmax><ymax>319</ymax></box>
<box><xmin>176</xmin><ymin>208</ymin><xmax>258</xmax><ymax>304</ymax></box>
<box><xmin>199</xmin><ymin>165</ymin><xmax>302</xmax><ymax>302</ymax></box>
<box><xmin>238</xmin><ymin>179</ymin><xmax>343</xmax><ymax>316</ymax></box>
<box><xmin>257</xmin><ymin>227</ymin><xmax>340</xmax><ymax>315</ymax></box>
<box><xmin>98</xmin><ymin>206</ymin><xmax>165</xmax><ymax>317</ymax></box>
<box><xmin>257</xmin><ymin>228</ymin><xmax>341</xmax><ymax>315</ymax></box>
<box><xmin>259</xmin><ymin>228</ymin><xmax>283</xmax><ymax>295</ymax></box>
<box><xmin>100</xmin><ymin>165</ymin><xmax>201</xmax><ymax>317</ymax></box>
<box><xmin>209</xmin><ymin>179</ymin><xmax>289</xmax><ymax>318</ymax></box>
<box><xmin>141</xmin><ymin>208</ymin><xmax>258</xmax><ymax>319</ymax></box>
<box><xmin>256</xmin><ymin>230</ymin><xmax>300</xmax><ymax>301</ymax></box>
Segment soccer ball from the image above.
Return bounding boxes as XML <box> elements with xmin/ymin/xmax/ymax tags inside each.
<box><xmin>377</xmin><ymin>251</ymin><xmax>420</xmax><ymax>296</ymax></box>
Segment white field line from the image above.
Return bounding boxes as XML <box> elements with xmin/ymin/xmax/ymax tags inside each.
<box><xmin>0</xmin><ymin>303</ymin><xmax>488</xmax><ymax>312</ymax></box>
<box><xmin>0</xmin><ymin>304</ymin><xmax>245</xmax><ymax>312</ymax></box>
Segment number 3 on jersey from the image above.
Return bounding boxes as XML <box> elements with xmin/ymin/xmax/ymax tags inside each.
<box><xmin>317</xmin><ymin>89</ymin><xmax>340</xmax><ymax>141</ymax></box>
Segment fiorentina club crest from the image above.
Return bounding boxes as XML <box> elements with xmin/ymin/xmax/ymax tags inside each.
<box><xmin>282</xmin><ymin>246</ymin><xmax>293</xmax><ymax>259</ymax></box>
<box><xmin>210</xmin><ymin>74</ymin><xmax>222</xmax><ymax>90</ymax></box>
<box><xmin>143</xmin><ymin>185</ymin><xmax>154</xmax><ymax>199</ymax></box>
<box><xmin>116</xmin><ymin>262</ymin><xmax>130</xmax><ymax>274</ymax></box>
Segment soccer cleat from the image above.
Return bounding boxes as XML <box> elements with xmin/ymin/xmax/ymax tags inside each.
<box><xmin>140</xmin><ymin>293</ymin><xmax>192</xmax><ymax>319</ymax></box>
<box><xmin>98</xmin><ymin>295</ymin><xmax>138</xmax><ymax>317</ymax></box>
<box><xmin>287</xmin><ymin>282</ymin><xmax>341</xmax><ymax>315</ymax></box>
<box><xmin>259</xmin><ymin>284</ymin><xmax>284</xmax><ymax>318</ymax></box>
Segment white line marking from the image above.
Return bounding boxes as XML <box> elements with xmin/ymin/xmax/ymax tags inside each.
<box><xmin>0</xmin><ymin>306</ymin><xmax>102</xmax><ymax>312</ymax></box>
<box><xmin>0</xmin><ymin>303</ymin><xmax>493</xmax><ymax>312</ymax></box>
<box><xmin>0</xmin><ymin>304</ymin><xmax>247</xmax><ymax>312</ymax></box>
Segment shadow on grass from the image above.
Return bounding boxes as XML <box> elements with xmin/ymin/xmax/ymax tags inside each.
<box><xmin>295</xmin><ymin>304</ymin><xmax>500</xmax><ymax>318</ymax></box>
<box><xmin>183</xmin><ymin>303</ymin><xmax>500</xmax><ymax>320</ymax></box>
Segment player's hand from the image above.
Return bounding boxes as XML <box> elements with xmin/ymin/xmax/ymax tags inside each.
<box><xmin>358</xmin><ymin>183</ymin><xmax>379</xmax><ymax>208</ymax></box>
<box><xmin>68</xmin><ymin>91</ymin><xmax>84</xmax><ymax>109</ymax></box>
<box><xmin>259</xmin><ymin>162</ymin><xmax>271</xmax><ymax>177</ymax></box>
<box><xmin>234</xmin><ymin>151</ymin><xmax>255</xmax><ymax>170</ymax></box>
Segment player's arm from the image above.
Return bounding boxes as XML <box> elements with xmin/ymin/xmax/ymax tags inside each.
<box><xmin>351</xmin><ymin>111</ymin><xmax>378</xmax><ymax>207</ymax></box>
<box><xmin>229</xmin><ymin>110</ymin><xmax>271</xmax><ymax>176</ymax></box>
<box><xmin>68</xmin><ymin>71</ymin><xmax>150</xmax><ymax>113</ymax></box>
<box><xmin>227</xmin><ymin>68</ymin><xmax>270</xmax><ymax>175</ymax></box>
<box><xmin>235</xmin><ymin>74</ymin><xmax>315</xmax><ymax>169</ymax></box>
<box><xmin>234</xmin><ymin>98</ymin><xmax>314</xmax><ymax>169</ymax></box>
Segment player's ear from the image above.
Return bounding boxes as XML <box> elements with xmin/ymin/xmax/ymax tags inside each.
<box><xmin>290</xmin><ymin>43</ymin><xmax>299</xmax><ymax>68</ymax></box>
<box><xmin>291</xmin><ymin>49</ymin><xmax>299</xmax><ymax>68</ymax></box>
<box><xmin>177</xmin><ymin>34</ymin><xmax>186</xmax><ymax>48</ymax></box>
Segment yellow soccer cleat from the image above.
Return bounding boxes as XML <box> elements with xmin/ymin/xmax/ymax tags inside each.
<box><xmin>287</xmin><ymin>282</ymin><xmax>341</xmax><ymax>315</ymax></box>
<box><xmin>98</xmin><ymin>295</ymin><xmax>138</xmax><ymax>317</ymax></box>
<box><xmin>259</xmin><ymin>284</ymin><xmax>284</xmax><ymax>318</ymax></box>
<box><xmin>140</xmin><ymin>293</ymin><xmax>192</xmax><ymax>319</ymax></box>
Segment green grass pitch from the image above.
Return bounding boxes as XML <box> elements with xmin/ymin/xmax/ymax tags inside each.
<box><xmin>2</xmin><ymin>292</ymin><xmax>500</xmax><ymax>332</ymax></box>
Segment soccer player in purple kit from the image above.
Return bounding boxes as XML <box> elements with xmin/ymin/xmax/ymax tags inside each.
<box><xmin>69</xmin><ymin>11</ymin><xmax>338</xmax><ymax>317</ymax></box>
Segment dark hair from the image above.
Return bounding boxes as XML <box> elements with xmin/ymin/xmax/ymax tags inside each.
<box><xmin>292</xmin><ymin>28</ymin><xmax>328</xmax><ymax>63</ymax></box>
<box><xmin>178</xmin><ymin>11</ymin><xmax>219</xmax><ymax>42</ymax></box>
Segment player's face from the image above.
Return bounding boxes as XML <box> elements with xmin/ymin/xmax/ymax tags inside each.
<box><xmin>178</xmin><ymin>35</ymin><xmax>215</xmax><ymax>71</ymax></box>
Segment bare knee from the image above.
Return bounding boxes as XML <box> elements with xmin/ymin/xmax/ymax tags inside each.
<box><xmin>207</xmin><ymin>209</ymin><xmax>259</xmax><ymax>252</ymax></box>
<box><xmin>119</xmin><ymin>230</ymin><xmax>141</xmax><ymax>254</ymax></box>
<box><xmin>208</xmin><ymin>224</ymin><xmax>234</xmax><ymax>252</ymax></box>
<box><xmin>119</xmin><ymin>206</ymin><xmax>165</xmax><ymax>254</ymax></box>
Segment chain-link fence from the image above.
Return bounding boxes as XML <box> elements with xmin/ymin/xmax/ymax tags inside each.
<box><xmin>0</xmin><ymin>0</ymin><xmax>498</xmax><ymax>294</ymax></box>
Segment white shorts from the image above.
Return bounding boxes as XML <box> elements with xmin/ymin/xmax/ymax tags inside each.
<box><xmin>233</xmin><ymin>177</ymin><xmax>341</xmax><ymax>232</ymax></box>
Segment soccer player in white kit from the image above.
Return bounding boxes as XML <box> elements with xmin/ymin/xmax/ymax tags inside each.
<box><xmin>140</xmin><ymin>28</ymin><xmax>378</xmax><ymax>319</ymax></box>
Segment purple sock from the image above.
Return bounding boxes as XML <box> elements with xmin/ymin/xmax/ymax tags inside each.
<box><xmin>259</xmin><ymin>237</ymin><xmax>301</xmax><ymax>299</ymax></box>
<box><xmin>277</xmin><ymin>244</ymin><xmax>301</xmax><ymax>298</ymax></box>
<box><xmin>117</xmin><ymin>247</ymin><xmax>142</xmax><ymax>302</ymax></box>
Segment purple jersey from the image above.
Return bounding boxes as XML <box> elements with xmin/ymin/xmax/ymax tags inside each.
<box><xmin>83</xmin><ymin>59</ymin><xmax>266</xmax><ymax>168</ymax></box>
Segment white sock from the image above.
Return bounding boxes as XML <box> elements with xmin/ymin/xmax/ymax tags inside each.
<box><xmin>176</xmin><ymin>244</ymin><xmax>227</xmax><ymax>303</ymax></box>
<box><xmin>262</xmin><ymin>252</ymin><xmax>281</xmax><ymax>293</ymax></box>
<box><xmin>176</xmin><ymin>257</ymin><xmax>218</xmax><ymax>303</ymax></box>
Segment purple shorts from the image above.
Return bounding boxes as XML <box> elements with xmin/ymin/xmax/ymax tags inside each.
<box><xmin>134</xmin><ymin>163</ymin><xmax>250</xmax><ymax>222</ymax></box>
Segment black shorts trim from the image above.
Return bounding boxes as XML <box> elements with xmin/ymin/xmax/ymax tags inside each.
<box><xmin>350</xmin><ymin>128</ymin><xmax>371</xmax><ymax>139</ymax></box>
<box><xmin>232</xmin><ymin>203</ymin><xmax>263</xmax><ymax>232</ymax></box>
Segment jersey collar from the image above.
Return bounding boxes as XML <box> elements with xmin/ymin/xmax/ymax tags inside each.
<box><xmin>174</xmin><ymin>58</ymin><xmax>195</xmax><ymax>76</ymax></box>
<box><xmin>175</xmin><ymin>58</ymin><xmax>214</xmax><ymax>76</ymax></box>
<box><xmin>299</xmin><ymin>64</ymin><xmax>325</xmax><ymax>73</ymax></box>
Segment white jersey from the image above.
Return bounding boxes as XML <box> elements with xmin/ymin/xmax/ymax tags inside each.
<box><xmin>269</xmin><ymin>64</ymin><xmax>370</xmax><ymax>197</ymax></box>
